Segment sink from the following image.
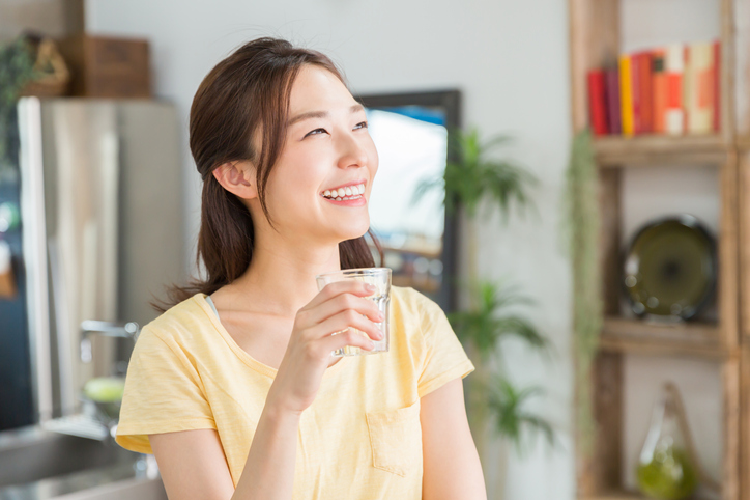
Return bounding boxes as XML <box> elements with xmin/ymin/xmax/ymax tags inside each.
<box><xmin>0</xmin><ymin>425</ymin><xmax>167</xmax><ymax>500</ymax></box>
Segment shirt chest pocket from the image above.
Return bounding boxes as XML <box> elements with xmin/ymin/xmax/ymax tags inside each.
<box><xmin>365</xmin><ymin>399</ymin><xmax>423</xmax><ymax>477</ymax></box>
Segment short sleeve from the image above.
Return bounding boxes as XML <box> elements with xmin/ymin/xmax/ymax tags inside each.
<box><xmin>414</xmin><ymin>294</ymin><xmax>475</xmax><ymax>398</ymax></box>
<box><xmin>115</xmin><ymin>325</ymin><xmax>216</xmax><ymax>454</ymax></box>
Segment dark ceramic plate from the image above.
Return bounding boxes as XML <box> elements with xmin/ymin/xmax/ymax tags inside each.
<box><xmin>623</xmin><ymin>215</ymin><xmax>716</xmax><ymax>319</ymax></box>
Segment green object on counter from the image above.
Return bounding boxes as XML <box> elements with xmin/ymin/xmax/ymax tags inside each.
<box><xmin>83</xmin><ymin>377</ymin><xmax>125</xmax><ymax>403</ymax></box>
<box><xmin>637</xmin><ymin>447</ymin><xmax>698</xmax><ymax>500</ymax></box>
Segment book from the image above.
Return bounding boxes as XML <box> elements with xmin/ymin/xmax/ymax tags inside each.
<box><xmin>665</xmin><ymin>44</ymin><xmax>685</xmax><ymax>135</ymax></box>
<box><xmin>631</xmin><ymin>52</ymin><xmax>642</xmax><ymax>134</ymax></box>
<box><xmin>605</xmin><ymin>67</ymin><xmax>622</xmax><ymax>135</ymax></box>
<box><xmin>714</xmin><ymin>40</ymin><xmax>721</xmax><ymax>132</ymax></box>
<box><xmin>638</xmin><ymin>51</ymin><xmax>654</xmax><ymax>134</ymax></box>
<box><xmin>685</xmin><ymin>42</ymin><xmax>715</xmax><ymax>134</ymax></box>
<box><xmin>620</xmin><ymin>54</ymin><xmax>635</xmax><ymax>137</ymax></box>
<box><xmin>587</xmin><ymin>69</ymin><xmax>609</xmax><ymax>135</ymax></box>
<box><xmin>652</xmin><ymin>49</ymin><xmax>668</xmax><ymax>134</ymax></box>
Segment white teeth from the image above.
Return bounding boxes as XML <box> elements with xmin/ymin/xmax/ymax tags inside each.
<box><xmin>322</xmin><ymin>184</ymin><xmax>367</xmax><ymax>199</ymax></box>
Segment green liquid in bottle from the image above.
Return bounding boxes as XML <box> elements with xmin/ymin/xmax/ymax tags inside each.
<box><xmin>637</xmin><ymin>446</ymin><xmax>698</xmax><ymax>500</ymax></box>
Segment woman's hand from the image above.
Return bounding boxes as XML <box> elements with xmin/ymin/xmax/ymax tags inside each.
<box><xmin>266</xmin><ymin>280</ymin><xmax>383</xmax><ymax>414</ymax></box>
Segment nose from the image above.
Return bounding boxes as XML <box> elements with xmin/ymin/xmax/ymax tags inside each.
<box><xmin>336</xmin><ymin>131</ymin><xmax>369</xmax><ymax>170</ymax></box>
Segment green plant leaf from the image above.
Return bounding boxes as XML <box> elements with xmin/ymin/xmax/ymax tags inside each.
<box><xmin>413</xmin><ymin>127</ymin><xmax>538</xmax><ymax>220</ymax></box>
<box><xmin>564</xmin><ymin>129</ymin><xmax>602</xmax><ymax>454</ymax></box>
<box><xmin>486</xmin><ymin>376</ymin><xmax>556</xmax><ymax>453</ymax></box>
<box><xmin>447</xmin><ymin>280</ymin><xmax>547</xmax><ymax>361</ymax></box>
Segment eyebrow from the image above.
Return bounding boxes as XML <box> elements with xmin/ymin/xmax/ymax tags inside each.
<box><xmin>287</xmin><ymin>104</ymin><xmax>365</xmax><ymax>126</ymax></box>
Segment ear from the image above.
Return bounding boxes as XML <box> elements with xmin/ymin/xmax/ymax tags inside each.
<box><xmin>212</xmin><ymin>161</ymin><xmax>258</xmax><ymax>200</ymax></box>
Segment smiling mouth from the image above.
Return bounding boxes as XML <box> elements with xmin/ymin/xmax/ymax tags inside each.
<box><xmin>320</xmin><ymin>183</ymin><xmax>366</xmax><ymax>201</ymax></box>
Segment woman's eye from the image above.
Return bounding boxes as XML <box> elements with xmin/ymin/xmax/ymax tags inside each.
<box><xmin>305</xmin><ymin>128</ymin><xmax>327</xmax><ymax>138</ymax></box>
<box><xmin>354</xmin><ymin>121</ymin><xmax>368</xmax><ymax>130</ymax></box>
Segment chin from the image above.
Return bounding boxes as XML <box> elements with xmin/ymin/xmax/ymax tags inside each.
<box><xmin>334</xmin><ymin>222</ymin><xmax>370</xmax><ymax>243</ymax></box>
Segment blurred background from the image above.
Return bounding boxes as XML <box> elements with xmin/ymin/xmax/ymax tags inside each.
<box><xmin>1</xmin><ymin>1</ymin><xmax>745</xmax><ymax>499</ymax></box>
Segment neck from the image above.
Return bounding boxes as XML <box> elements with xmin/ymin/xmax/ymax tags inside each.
<box><xmin>231</xmin><ymin>230</ymin><xmax>343</xmax><ymax>317</ymax></box>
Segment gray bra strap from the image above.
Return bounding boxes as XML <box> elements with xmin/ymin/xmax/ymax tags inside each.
<box><xmin>204</xmin><ymin>295</ymin><xmax>221</xmax><ymax>322</ymax></box>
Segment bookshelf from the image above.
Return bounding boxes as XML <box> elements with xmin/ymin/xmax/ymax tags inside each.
<box><xmin>569</xmin><ymin>0</ymin><xmax>745</xmax><ymax>499</ymax></box>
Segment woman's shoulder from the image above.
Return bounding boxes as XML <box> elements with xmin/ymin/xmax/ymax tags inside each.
<box><xmin>391</xmin><ymin>286</ymin><xmax>445</xmax><ymax>322</ymax></box>
<box><xmin>138</xmin><ymin>293</ymin><xmax>214</xmax><ymax>344</ymax></box>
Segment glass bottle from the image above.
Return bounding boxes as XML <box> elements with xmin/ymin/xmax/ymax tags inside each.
<box><xmin>636</xmin><ymin>383</ymin><xmax>699</xmax><ymax>500</ymax></box>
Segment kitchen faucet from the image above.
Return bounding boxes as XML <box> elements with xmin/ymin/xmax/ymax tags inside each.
<box><xmin>80</xmin><ymin>320</ymin><xmax>139</xmax><ymax>364</ymax></box>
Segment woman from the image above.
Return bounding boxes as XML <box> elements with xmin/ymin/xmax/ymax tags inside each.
<box><xmin>116</xmin><ymin>37</ymin><xmax>486</xmax><ymax>500</ymax></box>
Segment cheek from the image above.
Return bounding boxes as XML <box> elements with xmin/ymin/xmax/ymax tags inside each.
<box><xmin>266</xmin><ymin>152</ymin><xmax>325</xmax><ymax>214</ymax></box>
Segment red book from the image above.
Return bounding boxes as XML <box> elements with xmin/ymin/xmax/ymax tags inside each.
<box><xmin>587</xmin><ymin>69</ymin><xmax>609</xmax><ymax>135</ymax></box>
<box><xmin>605</xmin><ymin>67</ymin><xmax>622</xmax><ymax>135</ymax></box>
<box><xmin>652</xmin><ymin>49</ymin><xmax>668</xmax><ymax>134</ymax></box>
<box><xmin>714</xmin><ymin>40</ymin><xmax>721</xmax><ymax>132</ymax></box>
<box><xmin>639</xmin><ymin>51</ymin><xmax>654</xmax><ymax>134</ymax></box>
<box><xmin>631</xmin><ymin>53</ymin><xmax>642</xmax><ymax>134</ymax></box>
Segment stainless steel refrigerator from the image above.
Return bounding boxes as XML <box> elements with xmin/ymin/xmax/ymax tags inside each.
<box><xmin>0</xmin><ymin>98</ymin><xmax>185</xmax><ymax>430</ymax></box>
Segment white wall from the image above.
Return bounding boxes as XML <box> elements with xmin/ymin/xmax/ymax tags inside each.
<box><xmin>86</xmin><ymin>2</ymin><xmax>574</xmax><ymax>499</ymax></box>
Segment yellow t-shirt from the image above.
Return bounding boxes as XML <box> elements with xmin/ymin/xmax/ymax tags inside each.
<box><xmin>116</xmin><ymin>286</ymin><xmax>474</xmax><ymax>499</ymax></box>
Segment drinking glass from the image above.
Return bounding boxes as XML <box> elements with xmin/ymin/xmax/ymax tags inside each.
<box><xmin>315</xmin><ymin>268</ymin><xmax>391</xmax><ymax>357</ymax></box>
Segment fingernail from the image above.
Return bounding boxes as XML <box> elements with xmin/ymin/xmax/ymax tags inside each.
<box><xmin>365</xmin><ymin>283</ymin><xmax>376</xmax><ymax>291</ymax></box>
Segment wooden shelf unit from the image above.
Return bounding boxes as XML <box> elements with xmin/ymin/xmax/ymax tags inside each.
<box><xmin>599</xmin><ymin>317</ymin><xmax>725</xmax><ymax>359</ymax></box>
<box><xmin>569</xmin><ymin>0</ymin><xmax>746</xmax><ymax>499</ymax></box>
<box><xmin>594</xmin><ymin>135</ymin><xmax>730</xmax><ymax>167</ymax></box>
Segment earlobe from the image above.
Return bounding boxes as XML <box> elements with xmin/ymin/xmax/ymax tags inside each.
<box><xmin>212</xmin><ymin>161</ymin><xmax>258</xmax><ymax>200</ymax></box>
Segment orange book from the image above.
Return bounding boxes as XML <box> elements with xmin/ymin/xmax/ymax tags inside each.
<box><xmin>652</xmin><ymin>49</ymin><xmax>668</xmax><ymax>134</ymax></box>
<box><xmin>637</xmin><ymin>52</ymin><xmax>654</xmax><ymax>134</ymax></box>
<box><xmin>620</xmin><ymin>54</ymin><xmax>634</xmax><ymax>137</ymax></box>
<box><xmin>665</xmin><ymin>44</ymin><xmax>685</xmax><ymax>135</ymax></box>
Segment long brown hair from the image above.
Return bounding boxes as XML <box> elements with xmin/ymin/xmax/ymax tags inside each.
<box><xmin>158</xmin><ymin>37</ymin><xmax>381</xmax><ymax>311</ymax></box>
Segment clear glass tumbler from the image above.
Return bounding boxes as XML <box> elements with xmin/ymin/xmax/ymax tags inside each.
<box><xmin>315</xmin><ymin>267</ymin><xmax>391</xmax><ymax>357</ymax></box>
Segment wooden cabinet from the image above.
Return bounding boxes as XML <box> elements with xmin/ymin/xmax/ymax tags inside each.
<box><xmin>568</xmin><ymin>0</ymin><xmax>748</xmax><ymax>498</ymax></box>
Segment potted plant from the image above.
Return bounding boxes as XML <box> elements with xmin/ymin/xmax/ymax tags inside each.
<box><xmin>415</xmin><ymin>127</ymin><xmax>554</xmax><ymax>498</ymax></box>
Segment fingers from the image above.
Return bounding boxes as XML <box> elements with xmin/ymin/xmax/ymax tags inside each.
<box><xmin>290</xmin><ymin>280</ymin><xmax>383</xmax><ymax>361</ymax></box>
<box><xmin>318</xmin><ymin>327</ymin><xmax>377</xmax><ymax>354</ymax></box>
<box><xmin>308</xmin><ymin>292</ymin><xmax>383</xmax><ymax>325</ymax></box>
<box><xmin>304</xmin><ymin>280</ymin><xmax>376</xmax><ymax>310</ymax></box>
<box><xmin>315</xmin><ymin>309</ymin><xmax>383</xmax><ymax>343</ymax></box>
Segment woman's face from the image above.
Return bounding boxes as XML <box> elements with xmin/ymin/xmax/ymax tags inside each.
<box><xmin>259</xmin><ymin>64</ymin><xmax>378</xmax><ymax>244</ymax></box>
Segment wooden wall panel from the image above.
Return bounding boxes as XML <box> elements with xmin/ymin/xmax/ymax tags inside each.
<box><xmin>569</xmin><ymin>0</ymin><xmax>620</xmax><ymax>133</ymax></box>
<box><xmin>720</xmin><ymin>151</ymin><xmax>740</xmax><ymax>351</ymax></box>
<box><xmin>577</xmin><ymin>352</ymin><xmax>624</xmax><ymax>496</ymax></box>
<box><xmin>723</xmin><ymin>353</ymin><xmax>740</xmax><ymax>500</ymax></box>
